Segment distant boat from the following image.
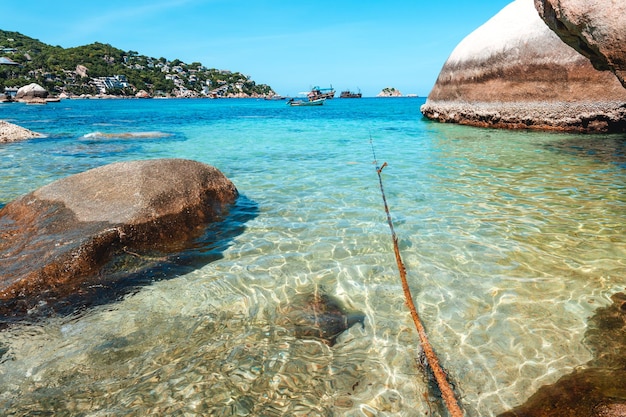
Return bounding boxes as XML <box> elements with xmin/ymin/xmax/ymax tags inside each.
<box><xmin>287</xmin><ymin>98</ymin><xmax>325</xmax><ymax>106</ymax></box>
<box><xmin>340</xmin><ymin>89</ymin><xmax>362</xmax><ymax>98</ymax></box>
<box><xmin>307</xmin><ymin>86</ymin><xmax>335</xmax><ymax>101</ymax></box>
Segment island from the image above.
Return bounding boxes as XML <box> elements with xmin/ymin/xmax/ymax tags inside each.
<box><xmin>0</xmin><ymin>30</ymin><xmax>275</xmax><ymax>99</ymax></box>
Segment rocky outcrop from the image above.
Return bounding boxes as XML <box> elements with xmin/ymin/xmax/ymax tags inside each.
<box><xmin>420</xmin><ymin>0</ymin><xmax>626</xmax><ymax>132</ymax></box>
<box><xmin>377</xmin><ymin>87</ymin><xmax>402</xmax><ymax>97</ymax></box>
<box><xmin>535</xmin><ymin>0</ymin><xmax>626</xmax><ymax>89</ymax></box>
<box><xmin>0</xmin><ymin>159</ymin><xmax>238</xmax><ymax>320</ymax></box>
<box><xmin>0</xmin><ymin>120</ymin><xmax>43</xmax><ymax>143</ymax></box>
<box><xmin>75</xmin><ymin>64</ymin><xmax>88</xmax><ymax>78</ymax></box>
<box><xmin>135</xmin><ymin>89</ymin><xmax>151</xmax><ymax>98</ymax></box>
<box><xmin>15</xmin><ymin>83</ymin><xmax>48</xmax><ymax>101</ymax></box>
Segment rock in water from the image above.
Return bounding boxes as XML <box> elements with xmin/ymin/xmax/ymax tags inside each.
<box><xmin>0</xmin><ymin>159</ymin><xmax>238</xmax><ymax>320</ymax></box>
<box><xmin>498</xmin><ymin>292</ymin><xmax>626</xmax><ymax>417</ymax></box>
<box><xmin>535</xmin><ymin>0</ymin><xmax>626</xmax><ymax>88</ymax></box>
<box><xmin>0</xmin><ymin>120</ymin><xmax>43</xmax><ymax>143</ymax></box>
<box><xmin>280</xmin><ymin>293</ymin><xmax>365</xmax><ymax>346</ymax></box>
<box><xmin>420</xmin><ymin>0</ymin><xmax>626</xmax><ymax>132</ymax></box>
<box><xmin>15</xmin><ymin>83</ymin><xmax>48</xmax><ymax>100</ymax></box>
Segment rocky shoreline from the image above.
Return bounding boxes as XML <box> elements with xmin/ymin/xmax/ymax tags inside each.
<box><xmin>0</xmin><ymin>120</ymin><xmax>43</xmax><ymax>143</ymax></box>
<box><xmin>421</xmin><ymin>100</ymin><xmax>626</xmax><ymax>132</ymax></box>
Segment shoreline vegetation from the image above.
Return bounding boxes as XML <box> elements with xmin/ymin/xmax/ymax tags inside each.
<box><xmin>1</xmin><ymin>30</ymin><xmax>415</xmax><ymax>100</ymax></box>
<box><xmin>0</xmin><ymin>29</ymin><xmax>275</xmax><ymax>99</ymax></box>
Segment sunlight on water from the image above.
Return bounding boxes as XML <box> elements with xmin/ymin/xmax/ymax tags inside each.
<box><xmin>1</xmin><ymin>99</ymin><xmax>625</xmax><ymax>416</ymax></box>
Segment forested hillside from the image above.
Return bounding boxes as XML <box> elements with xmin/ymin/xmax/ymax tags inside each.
<box><xmin>0</xmin><ymin>30</ymin><xmax>274</xmax><ymax>97</ymax></box>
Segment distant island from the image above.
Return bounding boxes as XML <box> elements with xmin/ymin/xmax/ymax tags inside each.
<box><xmin>377</xmin><ymin>87</ymin><xmax>403</xmax><ymax>97</ymax></box>
<box><xmin>0</xmin><ymin>30</ymin><xmax>275</xmax><ymax>98</ymax></box>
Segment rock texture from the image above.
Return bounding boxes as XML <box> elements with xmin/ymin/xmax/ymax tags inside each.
<box><xmin>0</xmin><ymin>159</ymin><xmax>238</xmax><ymax>319</ymax></box>
<box><xmin>15</xmin><ymin>83</ymin><xmax>48</xmax><ymax>101</ymax></box>
<box><xmin>420</xmin><ymin>0</ymin><xmax>626</xmax><ymax>132</ymax></box>
<box><xmin>0</xmin><ymin>120</ymin><xmax>43</xmax><ymax>143</ymax></box>
<box><xmin>535</xmin><ymin>0</ymin><xmax>626</xmax><ymax>89</ymax></box>
<box><xmin>75</xmin><ymin>64</ymin><xmax>88</xmax><ymax>78</ymax></box>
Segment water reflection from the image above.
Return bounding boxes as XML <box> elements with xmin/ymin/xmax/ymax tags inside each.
<box><xmin>1</xmin><ymin>101</ymin><xmax>626</xmax><ymax>416</ymax></box>
<box><xmin>498</xmin><ymin>292</ymin><xmax>626</xmax><ymax>416</ymax></box>
<box><xmin>543</xmin><ymin>134</ymin><xmax>626</xmax><ymax>167</ymax></box>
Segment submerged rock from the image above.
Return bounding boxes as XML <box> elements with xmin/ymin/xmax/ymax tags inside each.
<box><xmin>279</xmin><ymin>292</ymin><xmax>365</xmax><ymax>346</ymax></box>
<box><xmin>0</xmin><ymin>159</ymin><xmax>238</xmax><ymax>321</ymax></box>
<box><xmin>498</xmin><ymin>292</ymin><xmax>626</xmax><ymax>417</ymax></box>
<box><xmin>421</xmin><ymin>0</ymin><xmax>626</xmax><ymax>132</ymax></box>
<box><xmin>535</xmin><ymin>0</ymin><xmax>626</xmax><ymax>89</ymax></box>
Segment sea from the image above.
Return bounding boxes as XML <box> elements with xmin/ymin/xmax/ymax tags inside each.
<box><xmin>0</xmin><ymin>97</ymin><xmax>625</xmax><ymax>416</ymax></box>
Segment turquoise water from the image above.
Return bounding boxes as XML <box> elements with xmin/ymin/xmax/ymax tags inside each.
<box><xmin>0</xmin><ymin>98</ymin><xmax>625</xmax><ymax>416</ymax></box>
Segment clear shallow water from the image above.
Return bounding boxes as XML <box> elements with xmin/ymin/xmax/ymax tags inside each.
<box><xmin>0</xmin><ymin>98</ymin><xmax>625</xmax><ymax>416</ymax></box>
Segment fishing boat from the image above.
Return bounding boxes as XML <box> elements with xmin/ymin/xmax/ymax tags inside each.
<box><xmin>287</xmin><ymin>98</ymin><xmax>325</xmax><ymax>106</ymax></box>
<box><xmin>340</xmin><ymin>89</ymin><xmax>362</xmax><ymax>98</ymax></box>
<box><xmin>307</xmin><ymin>86</ymin><xmax>335</xmax><ymax>101</ymax></box>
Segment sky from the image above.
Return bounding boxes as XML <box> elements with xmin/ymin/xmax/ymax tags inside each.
<box><xmin>2</xmin><ymin>0</ymin><xmax>513</xmax><ymax>97</ymax></box>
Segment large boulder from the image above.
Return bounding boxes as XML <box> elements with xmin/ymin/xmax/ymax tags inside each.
<box><xmin>0</xmin><ymin>159</ymin><xmax>238</xmax><ymax>319</ymax></box>
<box><xmin>0</xmin><ymin>120</ymin><xmax>43</xmax><ymax>143</ymax></box>
<box><xmin>420</xmin><ymin>0</ymin><xmax>626</xmax><ymax>132</ymax></box>
<box><xmin>535</xmin><ymin>0</ymin><xmax>626</xmax><ymax>89</ymax></box>
<box><xmin>15</xmin><ymin>83</ymin><xmax>48</xmax><ymax>100</ymax></box>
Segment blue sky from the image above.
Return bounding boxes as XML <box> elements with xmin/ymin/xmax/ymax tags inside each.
<box><xmin>2</xmin><ymin>0</ymin><xmax>512</xmax><ymax>97</ymax></box>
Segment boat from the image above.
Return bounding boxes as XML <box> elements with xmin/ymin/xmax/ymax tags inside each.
<box><xmin>340</xmin><ymin>89</ymin><xmax>362</xmax><ymax>98</ymax></box>
<box><xmin>307</xmin><ymin>86</ymin><xmax>335</xmax><ymax>101</ymax></box>
<box><xmin>287</xmin><ymin>98</ymin><xmax>325</xmax><ymax>106</ymax></box>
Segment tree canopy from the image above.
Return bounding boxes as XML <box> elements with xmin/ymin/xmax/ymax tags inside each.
<box><xmin>0</xmin><ymin>30</ymin><xmax>274</xmax><ymax>97</ymax></box>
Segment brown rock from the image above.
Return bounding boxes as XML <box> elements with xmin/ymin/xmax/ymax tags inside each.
<box><xmin>0</xmin><ymin>159</ymin><xmax>238</xmax><ymax>319</ymax></box>
<box><xmin>135</xmin><ymin>89</ymin><xmax>151</xmax><ymax>98</ymax></box>
<box><xmin>421</xmin><ymin>0</ymin><xmax>626</xmax><ymax>132</ymax></box>
<box><xmin>535</xmin><ymin>0</ymin><xmax>626</xmax><ymax>88</ymax></box>
<box><xmin>497</xmin><ymin>369</ymin><xmax>626</xmax><ymax>417</ymax></box>
<box><xmin>277</xmin><ymin>292</ymin><xmax>365</xmax><ymax>346</ymax></box>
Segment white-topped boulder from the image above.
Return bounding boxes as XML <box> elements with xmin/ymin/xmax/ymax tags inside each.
<box><xmin>421</xmin><ymin>0</ymin><xmax>626</xmax><ymax>132</ymax></box>
<box><xmin>15</xmin><ymin>83</ymin><xmax>48</xmax><ymax>100</ymax></box>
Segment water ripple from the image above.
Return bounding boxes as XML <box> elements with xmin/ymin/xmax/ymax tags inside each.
<box><xmin>1</xmin><ymin>99</ymin><xmax>625</xmax><ymax>416</ymax></box>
